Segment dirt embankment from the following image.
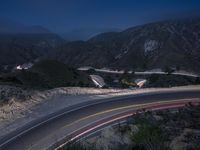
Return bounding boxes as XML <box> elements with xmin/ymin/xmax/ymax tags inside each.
<box><xmin>0</xmin><ymin>86</ymin><xmax>129</xmax><ymax>122</ymax></box>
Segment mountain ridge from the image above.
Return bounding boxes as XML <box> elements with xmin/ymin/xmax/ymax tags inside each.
<box><xmin>0</xmin><ymin>17</ymin><xmax>200</xmax><ymax>73</ymax></box>
<box><xmin>0</xmin><ymin>17</ymin><xmax>52</xmax><ymax>34</ymax></box>
<box><xmin>51</xmin><ymin>18</ymin><xmax>200</xmax><ymax>73</ymax></box>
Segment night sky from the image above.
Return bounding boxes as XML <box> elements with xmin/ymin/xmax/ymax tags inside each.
<box><xmin>0</xmin><ymin>0</ymin><xmax>200</xmax><ymax>33</ymax></box>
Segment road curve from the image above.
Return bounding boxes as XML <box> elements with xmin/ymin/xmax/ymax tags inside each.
<box><xmin>0</xmin><ymin>89</ymin><xmax>200</xmax><ymax>150</ymax></box>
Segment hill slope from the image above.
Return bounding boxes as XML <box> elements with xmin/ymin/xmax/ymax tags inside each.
<box><xmin>52</xmin><ymin>18</ymin><xmax>200</xmax><ymax>73</ymax></box>
<box><xmin>0</xmin><ymin>18</ymin><xmax>65</xmax><ymax>72</ymax></box>
<box><xmin>0</xmin><ymin>33</ymin><xmax>65</xmax><ymax>72</ymax></box>
<box><xmin>0</xmin><ymin>60</ymin><xmax>93</xmax><ymax>88</ymax></box>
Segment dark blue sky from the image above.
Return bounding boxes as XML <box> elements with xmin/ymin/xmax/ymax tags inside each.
<box><xmin>0</xmin><ymin>0</ymin><xmax>200</xmax><ymax>33</ymax></box>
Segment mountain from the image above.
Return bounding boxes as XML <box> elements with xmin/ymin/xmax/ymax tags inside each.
<box><xmin>0</xmin><ymin>33</ymin><xmax>65</xmax><ymax>72</ymax></box>
<box><xmin>52</xmin><ymin>18</ymin><xmax>200</xmax><ymax>73</ymax></box>
<box><xmin>0</xmin><ymin>18</ymin><xmax>65</xmax><ymax>72</ymax></box>
<box><xmin>0</xmin><ymin>18</ymin><xmax>51</xmax><ymax>34</ymax></box>
<box><xmin>1</xmin><ymin>18</ymin><xmax>200</xmax><ymax>74</ymax></box>
<box><xmin>61</xmin><ymin>28</ymin><xmax>121</xmax><ymax>41</ymax></box>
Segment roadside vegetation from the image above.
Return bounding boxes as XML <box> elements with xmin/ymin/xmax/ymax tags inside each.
<box><xmin>91</xmin><ymin>70</ymin><xmax>199</xmax><ymax>88</ymax></box>
<box><xmin>0</xmin><ymin>60</ymin><xmax>94</xmax><ymax>89</ymax></box>
<box><xmin>146</xmin><ymin>74</ymin><xmax>199</xmax><ymax>87</ymax></box>
<box><xmin>61</xmin><ymin>104</ymin><xmax>200</xmax><ymax>150</ymax></box>
<box><xmin>60</xmin><ymin>142</ymin><xmax>88</xmax><ymax>150</ymax></box>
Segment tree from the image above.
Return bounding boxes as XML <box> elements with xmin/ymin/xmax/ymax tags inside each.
<box><xmin>86</xmin><ymin>68</ymin><xmax>96</xmax><ymax>74</ymax></box>
<box><xmin>148</xmin><ymin>74</ymin><xmax>160</xmax><ymax>84</ymax></box>
<box><xmin>61</xmin><ymin>142</ymin><xmax>94</xmax><ymax>150</ymax></box>
<box><xmin>163</xmin><ymin>66</ymin><xmax>174</xmax><ymax>75</ymax></box>
<box><xmin>195</xmin><ymin>77</ymin><xmax>200</xmax><ymax>84</ymax></box>
<box><xmin>130</xmin><ymin>113</ymin><xmax>170</xmax><ymax>150</ymax></box>
<box><xmin>61</xmin><ymin>142</ymin><xmax>86</xmax><ymax>150</ymax></box>
<box><xmin>176</xmin><ymin>65</ymin><xmax>181</xmax><ymax>71</ymax></box>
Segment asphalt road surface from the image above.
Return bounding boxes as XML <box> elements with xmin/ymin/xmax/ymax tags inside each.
<box><xmin>0</xmin><ymin>89</ymin><xmax>200</xmax><ymax>150</ymax></box>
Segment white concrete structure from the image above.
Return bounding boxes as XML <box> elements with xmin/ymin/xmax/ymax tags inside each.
<box><xmin>90</xmin><ymin>75</ymin><xmax>106</xmax><ymax>88</ymax></box>
<box><xmin>135</xmin><ymin>79</ymin><xmax>147</xmax><ymax>88</ymax></box>
<box><xmin>15</xmin><ymin>63</ymin><xmax>33</xmax><ymax>70</ymax></box>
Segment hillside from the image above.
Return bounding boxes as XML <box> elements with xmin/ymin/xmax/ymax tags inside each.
<box><xmin>0</xmin><ymin>33</ymin><xmax>65</xmax><ymax>72</ymax></box>
<box><xmin>0</xmin><ymin>18</ymin><xmax>65</xmax><ymax>72</ymax></box>
<box><xmin>52</xmin><ymin>18</ymin><xmax>200</xmax><ymax>73</ymax></box>
<box><xmin>0</xmin><ymin>60</ymin><xmax>93</xmax><ymax>88</ymax></box>
<box><xmin>1</xmin><ymin>18</ymin><xmax>200</xmax><ymax>74</ymax></box>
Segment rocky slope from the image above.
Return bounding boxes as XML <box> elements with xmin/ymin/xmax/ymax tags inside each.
<box><xmin>52</xmin><ymin>18</ymin><xmax>200</xmax><ymax>73</ymax></box>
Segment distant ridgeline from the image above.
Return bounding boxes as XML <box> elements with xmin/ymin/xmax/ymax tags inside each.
<box><xmin>0</xmin><ymin>18</ymin><xmax>200</xmax><ymax>74</ymax></box>
<box><xmin>51</xmin><ymin>18</ymin><xmax>200</xmax><ymax>74</ymax></box>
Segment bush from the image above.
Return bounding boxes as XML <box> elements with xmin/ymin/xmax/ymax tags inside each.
<box><xmin>130</xmin><ymin>112</ymin><xmax>171</xmax><ymax>150</ymax></box>
<box><xmin>86</xmin><ymin>68</ymin><xmax>96</xmax><ymax>74</ymax></box>
<box><xmin>163</xmin><ymin>66</ymin><xmax>174</xmax><ymax>75</ymax></box>
<box><xmin>13</xmin><ymin>60</ymin><xmax>94</xmax><ymax>89</ymax></box>
<box><xmin>60</xmin><ymin>142</ymin><xmax>94</xmax><ymax>150</ymax></box>
<box><xmin>147</xmin><ymin>74</ymin><xmax>195</xmax><ymax>87</ymax></box>
<box><xmin>60</xmin><ymin>142</ymin><xmax>87</xmax><ymax>150</ymax></box>
<box><xmin>131</xmin><ymin>124</ymin><xmax>170</xmax><ymax>150</ymax></box>
<box><xmin>195</xmin><ymin>77</ymin><xmax>200</xmax><ymax>84</ymax></box>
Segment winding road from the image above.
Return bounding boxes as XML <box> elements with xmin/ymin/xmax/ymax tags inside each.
<box><xmin>0</xmin><ymin>88</ymin><xmax>200</xmax><ymax>150</ymax></box>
